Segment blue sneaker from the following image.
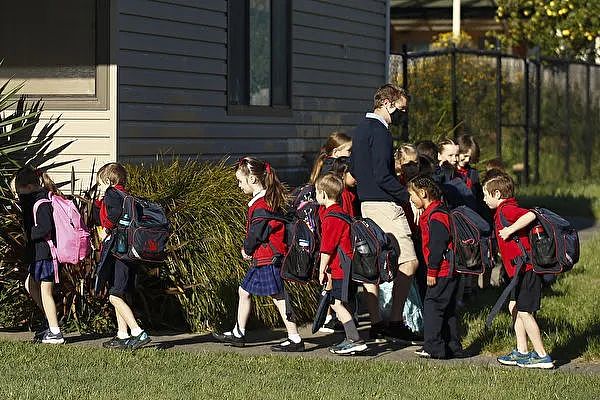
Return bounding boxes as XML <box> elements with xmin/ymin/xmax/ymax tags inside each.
<box><xmin>497</xmin><ymin>349</ymin><xmax>530</xmax><ymax>366</ymax></box>
<box><xmin>517</xmin><ymin>351</ymin><xmax>554</xmax><ymax>369</ymax></box>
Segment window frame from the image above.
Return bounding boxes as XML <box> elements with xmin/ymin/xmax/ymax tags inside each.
<box><xmin>227</xmin><ymin>0</ymin><xmax>292</xmax><ymax>117</ymax></box>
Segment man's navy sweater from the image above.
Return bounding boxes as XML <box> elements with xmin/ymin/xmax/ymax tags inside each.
<box><xmin>349</xmin><ymin>117</ymin><xmax>408</xmax><ymax>204</ymax></box>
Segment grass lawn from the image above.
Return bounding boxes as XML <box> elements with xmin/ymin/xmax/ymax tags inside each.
<box><xmin>0</xmin><ymin>341</ymin><xmax>599</xmax><ymax>400</ymax></box>
<box><xmin>518</xmin><ymin>182</ymin><xmax>600</xmax><ymax>218</ymax></box>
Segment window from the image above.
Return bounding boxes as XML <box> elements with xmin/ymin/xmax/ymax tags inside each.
<box><xmin>0</xmin><ymin>0</ymin><xmax>110</xmax><ymax>110</ymax></box>
<box><xmin>228</xmin><ymin>0</ymin><xmax>291</xmax><ymax>115</ymax></box>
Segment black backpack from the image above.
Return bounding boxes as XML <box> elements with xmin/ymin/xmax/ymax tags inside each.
<box><xmin>112</xmin><ymin>193</ymin><xmax>170</xmax><ymax>263</ymax></box>
<box><xmin>430</xmin><ymin>205</ymin><xmax>495</xmax><ymax>275</ymax></box>
<box><xmin>329</xmin><ymin>212</ymin><xmax>399</xmax><ymax>284</ymax></box>
<box><xmin>500</xmin><ymin>207</ymin><xmax>580</xmax><ymax>275</ymax></box>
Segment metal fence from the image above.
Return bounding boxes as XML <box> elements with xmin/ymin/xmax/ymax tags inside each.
<box><xmin>389</xmin><ymin>46</ymin><xmax>600</xmax><ymax>184</ymax></box>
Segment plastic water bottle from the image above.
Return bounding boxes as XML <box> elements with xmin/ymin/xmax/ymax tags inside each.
<box><xmin>116</xmin><ymin>213</ymin><xmax>131</xmax><ymax>254</ymax></box>
<box><xmin>356</xmin><ymin>240</ymin><xmax>370</xmax><ymax>255</ymax></box>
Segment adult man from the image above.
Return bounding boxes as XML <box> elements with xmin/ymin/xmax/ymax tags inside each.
<box><xmin>350</xmin><ymin>84</ymin><xmax>420</xmax><ymax>343</ymax></box>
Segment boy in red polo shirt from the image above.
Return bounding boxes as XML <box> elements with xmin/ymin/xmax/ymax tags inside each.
<box><xmin>483</xmin><ymin>173</ymin><xmax>554</xmax><ymax>369</ymax></box>
<box><xmin>316</xmin><ymin>173</ymin><xmax>367</xmax><ymax>355</ymax></box>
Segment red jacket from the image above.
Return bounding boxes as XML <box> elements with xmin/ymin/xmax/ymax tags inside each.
<box><xmin>93</xmin><ymin>185</ymin><xmax>126</xmax><ymax>230</ymax></box>
<box><xmin>320</xmin><ymin>204</ymin><xmax>352</xmax><ymax>280</ymax></box>
<box><xmin>244</xmin><ymin>195</ymin><xmax>286</xmax><ymax>267</ymax></box>
<box><xmin>419</xmin><ymin>200</ymin><xmax>454</xmax><ymax>278</ymax></box>
<box><xmin>494</xmin><ymin>198</ymin><xmax>534</xmax><ymax>277</ymax></box>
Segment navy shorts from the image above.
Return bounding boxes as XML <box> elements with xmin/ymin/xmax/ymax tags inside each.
<box><xmin>108</xmin><ymin>258</ymin><xmax>136</xmax><ymax>297</ymax></box>
<box><xmin>29</xmin><ymin>259</ymin><xmax>55</xmax><ymax>283</ymax></box>
<box><xmin>510</xmin><ymin>270</ymin><xmax>542</xmax><ymax>313</ymax></box>
<box><xmin>240</xmin><ymin>264</ymin><xmax>283</xmax><ymax>296</ymax></box>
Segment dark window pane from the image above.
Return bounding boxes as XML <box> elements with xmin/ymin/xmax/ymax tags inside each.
<box><xmin>249</xmin><ymin>0</ymin><xmax>271</xmax><ymax>106</ymax></box>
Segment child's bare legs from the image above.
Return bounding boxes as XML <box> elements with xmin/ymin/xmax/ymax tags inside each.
<box><xmin>518</xmin><ymin>311</ymin><xmax>547</xmax><ymax>356</ymax></box>
<box><xmin>109</xmin><ymin>295</ymin><xmax>141</xmax><ymax>334</ymax></box>
<box><xmin>271</xmin><ymin>294</ymin><xmax>299</xmax><ymax>338</ymax></box>
<box><xmin>235</xmin><ymin>286</ymin><xmax>252</xmax><ymax>335</ymax></box>
<box><xmin>509</xmin><ymin>301</ymin><xmax>528</xmax><ymax>354</ymax></box>
<box><xmin>40</xmin><ymin>282</ymin><xmax>59</xmax><ymax>330</ymax></box>
<box><xmin>362</xmin><ymin>283</ymin><xmax>383</xmax><ymax>324</ymax></box>
<box><xmin>25</xmin><ymin>274</ymin><xmax>43</xmax><ymax>310</ymax></box>
<box><xmin>331</xmin><ymin>300</ymin><xmax>360</xmax><ymax>342</ymax></box>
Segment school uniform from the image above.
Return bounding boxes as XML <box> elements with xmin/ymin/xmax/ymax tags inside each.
<box><xmin>494</xmin><ymin>198</ymin><xmax>541</xmax><ymax>313</ymax></box>
<box><xmin>320</xmin><ymin>204</ymin><xmax>354</xmax><ymax>302</ymax></box>
<box><xmin>93</xmin><ymin>185</ymin><xmax>135</xmax><ymax>297</ymax></box>
<box><xmin>19</xmin><ymin>188</ymin><xmax>56</xmax><ymax>282</ymax></box>
<box><xmin>420</xmin><ymin>200</ymin><xmax>462</xmax><ymax>359</ymax></box>
<box><xmin>240</xmin><ymin>190</ymin><xmax>287</xmax><ymax>296</ymax></box>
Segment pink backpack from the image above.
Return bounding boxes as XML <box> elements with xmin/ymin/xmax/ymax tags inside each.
<box><xmin>33</xmin><ymin>192</ymin><xmax>92</xmax><ymax>283</ymax></box>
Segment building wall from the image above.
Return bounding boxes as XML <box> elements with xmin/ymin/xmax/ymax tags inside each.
<box><xmin>116</xmin><ymin>0</ymin><xmax>387</xmax><ymax>184</ymax></box>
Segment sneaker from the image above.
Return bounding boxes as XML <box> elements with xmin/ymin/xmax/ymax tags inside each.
<box><xmin>40</xmin><ymin>331</ymin><xmax>65</xmax><ymax>345</ymax></box>
<box><xmin>369</xmin><ymin>322</ymin><xmax>386</xmax><ymax>343</ymax></box>
<box><xmin>414</xmin><ymin>347</ymin><xmax>431</xmax><ymax>358</ymax></box>
<box><xmin>33</xmin><ymin>328</ymin><xmax>48</xmax><ymax>343</ymax></box>
<box><xmin>126</xmin><ymin>330</ymin><xmax>152</xmax><ymax>350</ymax></box>
<box><xmin>319</xmin><ymin>318</ymin><xmax>344</xmax><ymax>334</ymax></box>
<box><xmin>102</xmin><ymin>336</ymin><xmax>130</xmax><ymax>349</ymax></box>
<box><xmin>329</xmin><ymin>339</ymin><xmax>367</xmax><ymax>355</ymax></box>
<box><xmin>497</xmin><ymin>349</ymin><xmax>530</xmax><ymax>366</ymax></box>
<box><xmin>270</xmin><ymin>339</ymin><xmax>305</xmax><ymax>352</ymax></box>
<box><xmin>212</xmin><ymin>331</ymin><xmax>246</xmax><ymax>347</ymax></box>
<box><xmin>384</xmin><ymin>323</ymin><xmax>423</xmax><ymax>345</ymax></box>
<box><xmin>517</xmin><ymin>351</ymin><xmax>555</xmax><ymax>369</ymax></box>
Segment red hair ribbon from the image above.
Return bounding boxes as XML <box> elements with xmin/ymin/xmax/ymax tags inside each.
<box><xmin>265</xmin><ymin>163</ymin><xmax>271</xmax><ymax>174</ymax></box>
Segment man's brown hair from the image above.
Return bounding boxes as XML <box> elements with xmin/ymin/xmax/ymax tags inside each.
<box><xmin>373</xmin><ymin>84</ymin><xmax>408</xmax><ymax>110</ymax></box>
<box><xmin>483</xmin><ymin>172</ymin><xmax>514</xmax><ymax>199</ymax></box>
<box><xmin>315</xmin><ymin>173</ymin><xmax>344</xmax><ymax>204</ymax></box>
<box><xmin>97</xmin><ymin>162</ymin><xmax>128</xmax><ymax>186</ymax></box>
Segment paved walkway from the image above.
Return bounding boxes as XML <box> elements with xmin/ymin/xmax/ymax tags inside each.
<box><xmin>1</xmin><ymin>217</ymin><xmax>599</xmax><ymax>373</ymax></box>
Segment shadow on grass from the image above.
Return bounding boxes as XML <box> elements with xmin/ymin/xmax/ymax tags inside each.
<box><xmin>519</xmin><ymin>194</ymin><xmax>596</xmax><ymax>223</ymax></box>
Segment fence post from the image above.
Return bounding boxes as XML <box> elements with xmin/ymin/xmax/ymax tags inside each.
<box><xmin>565</xmin><ymin>64</ymin><xmax>571</xmax><ymax>181</ymax></box>
<box><xmin>585</xmin><ymin>63</ymin><xmax>592</xmax><ymax>178</ymax></box>
<box><xmin>523</xmin><ymin>59</ymin><xmax>530</xmax><ymax>185</ymax></box>
<box><xmin>495</xmin><ymin>46</ymin><xmax>502</xmax><ymax>159</ymax></box>
<box><xmin>451</xmin><ymin>44</ymin><xmax>458</xmax><ymax>138</ymax></box>
<box><xmin>401</xmin><ymin>44</ymin><xmax>409</xmax><ymax>142</ymax></box>
<box><xmin>534</xmin><ymin>49</ymin><xmax>541</xmax><ymax>184</ymax></box>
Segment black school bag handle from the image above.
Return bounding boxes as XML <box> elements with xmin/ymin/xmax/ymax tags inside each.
<box><xmin>485</xmin><ymin>210</ymin><xmax>530</xmax><ymax>327</ymax></box>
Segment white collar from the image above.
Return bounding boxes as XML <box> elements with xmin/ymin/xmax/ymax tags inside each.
<box><xmin>365</xmin><ymin>112</ymin><xmax>389</xmax><ymax>129</ymax></box>
<box><xmin>248</xmin><ymin>189</ymin><xmax>266</xmax><ymax>207</ymax></box>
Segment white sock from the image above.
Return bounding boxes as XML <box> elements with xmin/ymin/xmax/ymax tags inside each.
<box><xmin>233</xmin><ymin>324</ymin><xmax>245</xmax><ymax>338</ymax></box>
<box><xmin>117</xmin><ymin>331</ymin><xmax>130</xmax><ymax>339</ymax></box>
<box><xmin>131</xmin><ymin>327</ymin><xmax>143</xmax><ymax>337</ymax></box>
<box><xmin>49</xmin><ymin>326</ymin><xmax>60</xmax><ymax>335</ymax></box>
<box><xmin>324</xmin><ymin>314</ymin><xmax>333</xmax><ymax>324</ymax></box>
<box><xmin>288</xmin><ymin>334</ymin><xmax>301</xmax><ymax>344</ymax></box>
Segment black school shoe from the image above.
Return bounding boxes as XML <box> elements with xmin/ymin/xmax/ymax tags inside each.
<box><xmin>368</xmin><ymin>321</ymin><xmax>387</xmax><ymax>343</ymax></box>
<box><xmin>127</xmin><ymin>330</ymin><xmax>152</xmax><ymax>350</ymax></box>
<box><xmin>212</xmin><ymin>331</ymin><xmax>246</xmax><ymax>347</ymax></box>
<box><xmin>384</xmin><ymin>323</ymin><xmax>423</xmax><ymax>345</ymax></box>
<box><xmin>103</xmin><ymin>336</ymin><xmax>130</xmax><ymax>349</ymax></box>
<box><xmin>270</xmin><ymin>339</ymin><xmax>305</xmax><ymax>352</ymax></box>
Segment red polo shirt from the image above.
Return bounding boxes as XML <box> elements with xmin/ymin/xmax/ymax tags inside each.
<box><xmin>494</xmin><ymin>197</ymin><xmax>534</xmax><ymax>277</ymax></box>
<box><xmin>320</xmin><ymin>204</ymin><xmax>352</xmax><ymax>280</ymax></box>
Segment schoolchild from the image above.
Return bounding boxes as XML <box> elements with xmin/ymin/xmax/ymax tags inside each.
<box><xmin>394</xmin><ymin>143</ymin><xmax>418</xmax><ymax>176</ymax></box>
<box><xmin>309</xmin><ymin>132</ymin><xmax>352</xmax><ymax>184</ymax></box>
<box><xmin>15</xmin><ymin>166</ymin><xmax>64</xmax><ymax>344</ymax></box>
<box><xmin>93</xmin><ymin>162</ymin><xmax>152</xmax><ymax>349</ymax></box>
<box><xmin>213</xmin><ymin>157</ymin><xmax>304</xmax><ymax>352</ymax></box>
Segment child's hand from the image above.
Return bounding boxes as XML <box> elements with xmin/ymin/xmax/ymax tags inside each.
<box><xmin>498</xmin><ymin>226</ymin><xmax>514</xmax><ymax>241</ymax></box>
<box><xmin>427</xmin><ymin>276</ymin><xmax>437</xmax><ymax>287</ymax></box>
<box><xmin>319</xmin><ymin>269</ymin><xmax>328</xmax><ymax>285</ymax></box>
<box><xmin>241</xmin><ymin>249</ymin><xmax>252</xmax><ymax>260</ymax></box>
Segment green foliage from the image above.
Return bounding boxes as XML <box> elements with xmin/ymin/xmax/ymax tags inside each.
<box><xmin>518</xmin><ymin>182</ymin><xmax>600</xmax><ymax>218</ymax></box>
<box><xmin>1</xmin><ymin>341</ymin><xmax>599</xmax><ymax>399</ymax></box>
<box><xmin>492</xmin><ymin>0</ymin><xmax>600</xmax><ymax>60</ymax></box>
<box><xmin>126</xmin><ymin>159</ymin><xmax>319</xmax><ymax>332</ymax></box>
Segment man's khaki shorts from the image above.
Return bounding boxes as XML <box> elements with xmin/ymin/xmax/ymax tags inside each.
<box><xmin>361</xmin><ymin>201</ymin><xmax>417</xmax><ymax>265</ymax></box>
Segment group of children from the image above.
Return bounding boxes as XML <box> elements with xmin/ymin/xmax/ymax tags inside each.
<box><xmin>14</xmin><ymin>132</ymin><xmax>553</xmax><ymax>368</ymax></box>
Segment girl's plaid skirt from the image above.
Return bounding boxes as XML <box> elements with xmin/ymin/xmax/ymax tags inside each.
<box><xmin>241</xmin><ymin>264</ymin><xmax>284</xmax><ymax>296</ymax></box>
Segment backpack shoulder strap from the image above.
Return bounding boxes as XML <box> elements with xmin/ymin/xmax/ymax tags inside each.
<box><xmin>251</xmin><ymin>208</ymin><xmax>290</xmax><ymax>223</ymax></box>
<box><xmin>326</xmin><ymin>211</ymin><xmax>354</xmax><ymax>225</ymax></box>
<box><xmin>32</xmin><ymin>192</ymin><xmax>53</xmax><ymax>227</ymax></box>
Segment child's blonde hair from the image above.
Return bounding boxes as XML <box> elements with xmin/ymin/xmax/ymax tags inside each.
<box><xmin>15</xmin><ymin>166</ymin><xmax>62</xmax><ymax>196</ymax></box>
<box><xmin>395</xmin><ymin>143</ymin><xmax>418</xmax><ymax>174</ymax></box>
<box><xmin>237</xmin><ymin>157</ymin><xmax>288</xmax><ymax>212</ymax></box>
<box><xmin>437</xmin><ymin>138</ymin><xmax>456</xmax><ymax>153</ymax></box>
<box><xmin>309</xmin><ymin>132</ymin><xmax>351</xmax><ymax>184</ymax></box>
<box><xmin>97</xmin><ymin>163</ymin><xmax>127</xmax><ymax>186</ymax></box>
<box><xmin>315</xmin><ymin>173</ymin><xmax>344</xmax><ymax>204</ymax></box>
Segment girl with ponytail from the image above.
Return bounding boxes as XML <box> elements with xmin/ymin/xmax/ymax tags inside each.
<box><xmin>14</xmin><ymin>166</ymin><xmax>64</xmax><ymax>344</ymax></box>
<box><xmin>213</xmin><ymin>157</ymin><xmax>305</xmax><ymax>352</ymax></box>
<box><xmin>309</xmin><ymin>132</ymin><xmax>352</xmax><ymax>184</ymax></box>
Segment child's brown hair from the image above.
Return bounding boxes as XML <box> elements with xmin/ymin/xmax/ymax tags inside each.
<box><xmin>15</xmin><ymin>166</ymin><xmax>63</xmax><ymax>196</ymax></box>
<box><xmin>309</xmin><ymin>132</ymin><xmax>351</xmax><ymax>184</ymax></box>
<box><xmin>237</xmin><ymin>157</ymin><xmax>288</xmax><ymax>212</ymax></box>
<box><xmin>457</xmin><ymin>134</ymin><xmax>480</xmax><ymax>163</ymax></box>
<box><xmin>485</xmin><ymin>158</ymin><xmax>506</xmax><ymax>172</ymax></box>
<box><xmin>97</xmin><ymin>163</ymin><xmax>128</xmax><ymax>186</ymax></box>
<box><xmin>408</xmin><ymin>175</ymin><xmax>442</xmax><ymax>201</ymax></box>
<box><xmin>315</xmin><ymin>173</ymin><xmax>344</xmax><ymax>204</ymax></box>
<box><xmin>437</xmin><ymin>138</ymin><xmax>456</xmax><ymax>153</ymax></box>
<box><xmin>394</xmin><ymin>143</ymin><xmax>418</xmax><ymax>174</ymax></box>
<box><xmin>483</xmin><ymin>172</ymin><xmax>514</xmax><ymax>199</ymax></box>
